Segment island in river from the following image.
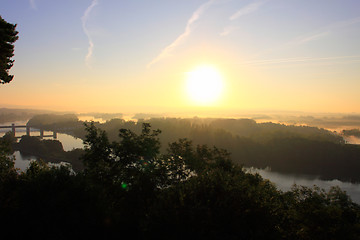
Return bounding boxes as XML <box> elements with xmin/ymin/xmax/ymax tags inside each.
<box><xmin>4</xmin><ymin>133</ymin><xmax>85</xmax><ymax>172</ymax></box>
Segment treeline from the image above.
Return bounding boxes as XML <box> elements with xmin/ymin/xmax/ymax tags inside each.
<box><xmin>0</xmin><ymin>108</ymin><xmax>57</xmax><ymax>124</ymax></box>
<box><xmin>27</xmin><ymin>114</ymin><xmax>344</xmax><ymax>144</ymax></box>
<box><xmin>1</xmin><ymin>123</ymin><xmax>359</xmax><ymax>239</ymax></box>
<box><xmin>26</xmin><ymin>114</ymin><xmax>360</xmax><ymax>182</ymax></box>
<box><xmin>27</xmin><ymin>113</ymin><xmax>84</xmax><ymax>137</ymax></box>
<box><xmin>343</xmin><ymin>129</ymin><xmax>360</xmax><ymax>138</ymax></box>
<box><xmin>271</xmin><ymin>114</ymin><xmax>360</xmax><ymax>130</ymax></box>
<box><xmin>0</xmin><ymin>112</ymin><xmax>31</xmax><ymax>123</ymax></box>
<box><xmin>78</xmin><ymin>112</ymin><xmax>123</xmax><ymax>121</ymax></box>
<box><xmin>27</xmin><ymin>113</ymin><xmax>82</xmax><ymax>129</ymax></box>
<box><xmin>94</xmin><ymin>117</ymin><xmax>344</xmax><ymax>144</ymax></box>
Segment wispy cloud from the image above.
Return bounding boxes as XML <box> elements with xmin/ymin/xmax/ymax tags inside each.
<box><xmin>292</xmin><ymin>31</ymin><xmax>330</xmax><ymax>45</ymax></box>
<box><xmin>254</xmin><ymin>16</ymin><xmax>360</xmax><ymax>58</ymax></box>
<box><xmin>219</xmin><ymin>26</ymin><xmax>239</xmax><ymax>36</ymax></box>
<box><xmin>220</xmin><ymin>1</ymin><xmax>266</xmax><ymax>37</ymax></box>
<box><xmin>147</xmin><ymin>0</ymin><xmax>216</xmax><ymax>69</ymax></box>
<box><xmin>330</xmin><ymin>16</ymin><xmax>360</xmax><ymax>29</ymax></box>
<box><xmin>285</xmin><ymin>16</ymin><xmax>360</xmax><ymax>47</ymax></box>
<box><xmin>29</xmin><ymin>0</ymin><xmax>37</xmax><ymax>10</ymax></box>
<box><xmin>81</xmin><ymin>0</ymin><xmax>99</xmax><ymax>68</ymax></box>
<box><xmin>229</xmin><ymin>1</ymin><xmax>264</xmax><ymax>21</ymax></box>
<box><xmin>238</xmin><ymin>55</ymin><xmax>360</xmax><ymax>66</ymax></box>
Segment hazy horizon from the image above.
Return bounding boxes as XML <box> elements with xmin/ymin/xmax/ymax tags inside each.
<box><xmin>2</xmin><ymin>104</ymin><xmax>360</xmax><ymax>118</ymax></box>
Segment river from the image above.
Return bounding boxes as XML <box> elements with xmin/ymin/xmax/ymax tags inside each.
<box><xmin>1</xmin><ymin>120</ymin><xmax>360</xmax><ymax>203</ymax></box>
<box><xmin>7</xmin><ymin>132</ymin><xmax>85</xmax><ymax>170</ymax></box>
<box><xmin>246</xmin><ymin>167</ymin><xmax>360</xmax><ymax>204</ymax></box>
<box><xmin>0</xmin><ymin>120</ymin><xmax>84</xmax><ymax>171</ymax></box>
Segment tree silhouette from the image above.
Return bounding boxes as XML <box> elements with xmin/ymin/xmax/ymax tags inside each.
<box><xmin>1</xmin><ymin>123</ymin><xmax>360</xmax><ymax>238</ymax></box>
<box><xmin>0</xmin><ymin>16</ymin><xmax>18</xmax><ymax>84</ymax></box>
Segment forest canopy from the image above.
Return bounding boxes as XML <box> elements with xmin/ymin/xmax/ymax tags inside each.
<box><xmin>25</xmin><ymin>114</ymin><xmax>360</xmax><ymax>182</ymax></box>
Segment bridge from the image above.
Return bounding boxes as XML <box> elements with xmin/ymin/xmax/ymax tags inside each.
<box><xmin>0</xmin><ymin>124</ymin><xmax>57</xmax><ymax>139</ymax></box>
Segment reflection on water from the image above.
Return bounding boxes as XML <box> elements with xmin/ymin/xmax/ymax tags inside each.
<box><xmin>343</xmin><ymin>135</ymin><xmax>360</xmax><ymax>145</ymax></box>
<box><xmin>13</xmin><ymin>151</ymin><xmax>34</xmax><ymax>171</ymax></box>
<box><xmin>246</xmin><ymin>167</ymin><xmax>360</xmax><ymax>204</ymax></box>
<box><xmin>55</xmin><ymin>133</ymin><xmax>84</xmax><ymax>151</ymax></box>
<box><xmin>0</xmin><ymin>130</ymin><xmax>84</xmax><ymax>172</ymax></box>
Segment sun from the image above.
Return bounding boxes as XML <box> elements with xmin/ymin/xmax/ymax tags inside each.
<box><xmin>185</xmin><ymin>65</ymin><xmax>224</xmax><ymax>105</ymax></box>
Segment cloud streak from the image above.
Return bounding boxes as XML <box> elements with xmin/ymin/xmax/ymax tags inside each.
<box><xmin>283</xmin><ymin>16</ymin><xmax>360</xmax><ymax>49</ymax></box>
<box><xmin>238</xmin><ymin>55</ymin><xmax>360</xmax><ymax>66</ymax></box>
<box><xmin>220</xmin><ymin>1</ymin><xmax>266</xmax><ymax>37</ymax></box>
<box><xmin>254</xmin><ymin>16</ymin><xmax>360</xmax><ymax>58</ymax></box>
<box><xmin>219</xmin><ymin>26</ymin><xmax>239</xmax><ymax>36</ymax></box>
<box><xmin>147</xmin><ymin>0</ymin><xmax>215</xmax><ymax>69</ymax></box>
<box><xmin>292</xmin><ymin>31</ymin><xmax>330</xmax><ymax>45</ymax></box>
<box><xmin>330</xmin><ymin>16</ymin><xmax>360</xmax><ymax>29</ymax></box>
<box><xmin>82</xmin><ymin>0</ymin><xmax>99</xmax><ymax>68</ymax></box>
<box><xmin>229</xmin><ymin>1</ymin><xmax>264</xmax><ymax>21</ymax></box>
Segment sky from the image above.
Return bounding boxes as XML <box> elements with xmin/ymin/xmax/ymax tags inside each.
<box><xmin>1</xmin><ymin>0</ymin><xmax>360</xmax><ymax>115</ymax></box>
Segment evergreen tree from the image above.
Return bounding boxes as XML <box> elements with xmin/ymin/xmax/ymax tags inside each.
<box><xmin>0</xmin><ymin>16</ymin><xmax>18</xmax><ymax>84</ymax></box>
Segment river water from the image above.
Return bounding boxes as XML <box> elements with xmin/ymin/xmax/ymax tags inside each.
<box><xmin>246</xmin><ymin>167</ymin><xmax>360</xmax><ymax>204</ymax></box>
<box><xmin>1</xmin><ymin>120</ymin><xmax>360</xmax><ymax>203</ymax></box>
<box><xmin>0</xmin><ymin>120</ymin><xmax>84</xmax><ymax>171</ymax></box>
<box><xmin>7</xmin><ymin>132</ymin><xmax>85</xmax><ymax>171</ymax></box>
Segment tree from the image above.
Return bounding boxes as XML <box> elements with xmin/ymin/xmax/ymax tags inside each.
<box><xmin>0</xmin><ymin>136</ymin><xmax>16</xmax><ymax>182</ymax></box>
<box><xmin>82</xmin><ymin>122</ymin><xmax>169</xmax><ymax>189</ymax></box>
<box><xmin>0</xmin><ymin>16</ymin><xmax>18</xmax><ymax>84</ymax></box>
<box><xmin>0</xmin><ymin>16</ymin><xmax>18</xmax><ymax>185</ymax></box>
<box><xmin>282</xmin><ymin>185</ymin><xmax>360</xmax><ymax>239</ymax></box>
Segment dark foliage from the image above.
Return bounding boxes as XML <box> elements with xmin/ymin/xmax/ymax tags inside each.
<box><xmin>0</xmin><ymin>16</ymin><xmax>18</xmax><ymax>84</ymax></box>
<box><xmin>27</xmin><ymin>114</ymin><xmax>83</xmax><ymax>133</ymax></box>
<box><xmin>343</xmin><ymin>129</ymin><xmax>360</xmax><ymax>138</ymax></box>
<box><xmin>1</xmin><ymin>123</ymin><xmax>360</xmax><ymax>239</ymax></box>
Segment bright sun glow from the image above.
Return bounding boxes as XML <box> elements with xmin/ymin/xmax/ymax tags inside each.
<box><xmin>186</xmin><ymin>65</ymin><xmax>224</xmax><ymax>105</ymax></box>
